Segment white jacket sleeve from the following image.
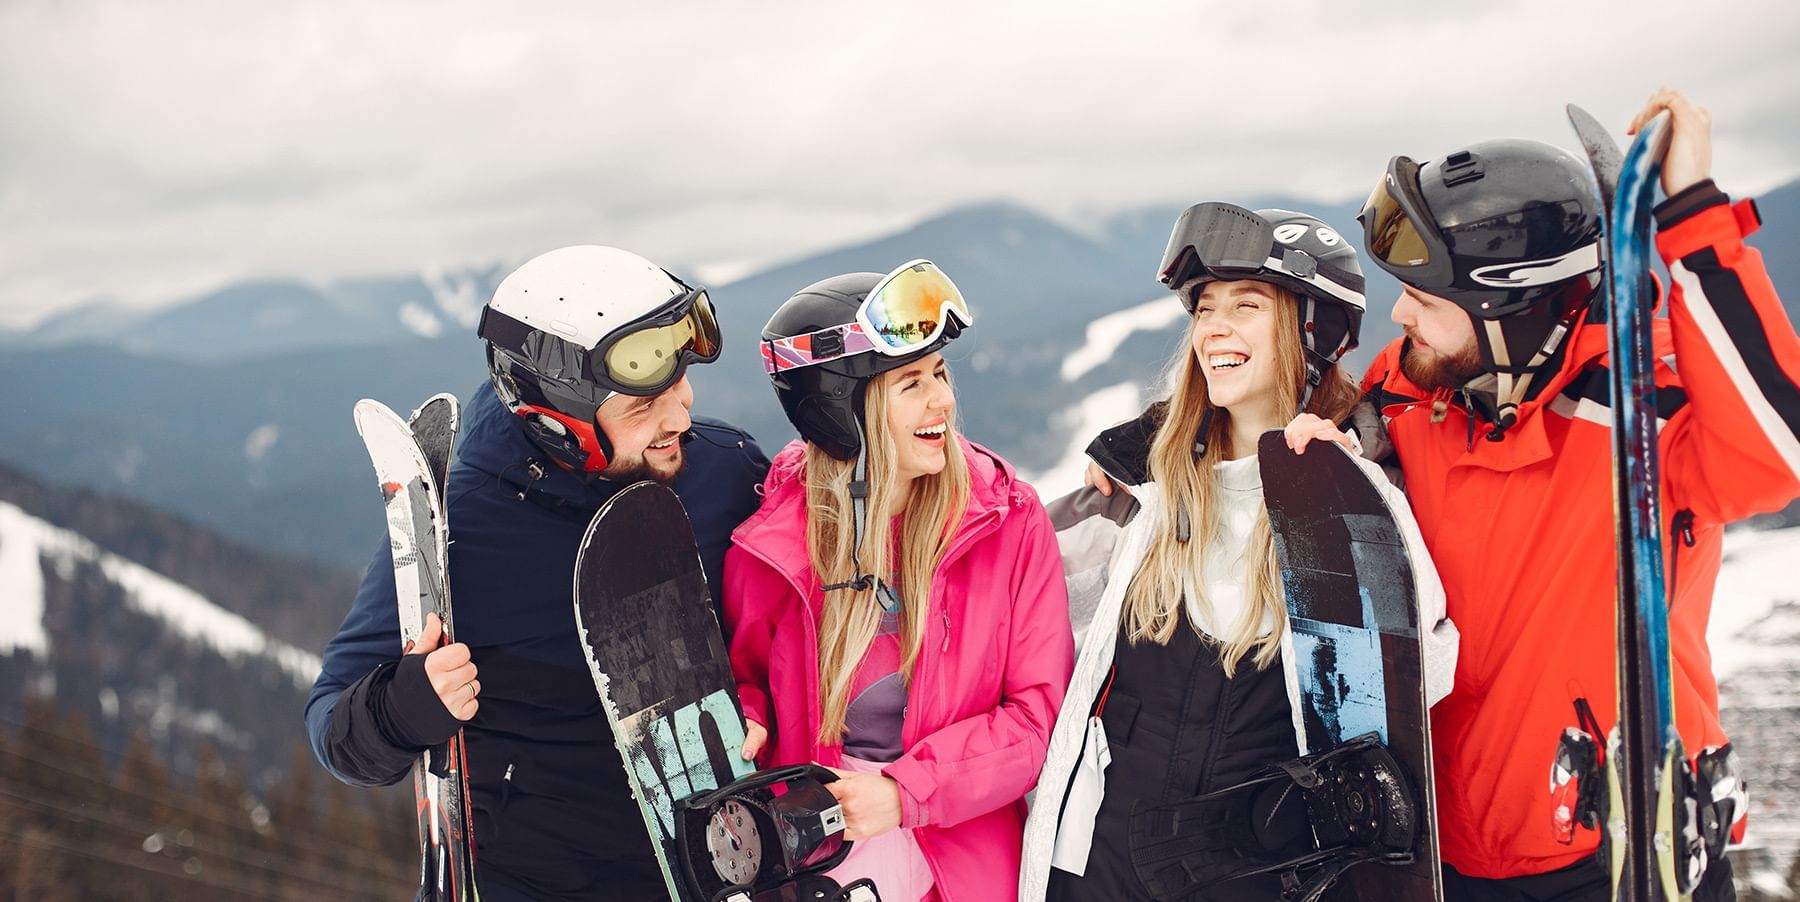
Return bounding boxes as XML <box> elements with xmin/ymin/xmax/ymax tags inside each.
<box><xmin>1356</xmin><ymin>456</ymin><xmax>1459</xmax><ymax>707</ymax></box>
<box><xmin>1046</xmin><ymin>486</ymin><xmax>1135</xmax><ymax>657</ymax></box>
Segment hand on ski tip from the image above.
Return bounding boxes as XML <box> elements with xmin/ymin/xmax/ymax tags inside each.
<box><xmin>819</xmin><ymin>767</ymin><xmax>904</xmax><ymax>841</ymax></box>
<box><xmin>740</xmin><ymin>720</ymin><xmax>768</xmax><ymax>761</ymax></box>
<box><xmin>1083</xmin><ymin>460</ymin><xmax>1131</xmax><ymax>498</ymax></box>
<box><xmin>1627</xmin><ymin>87</ymin><xmax>1712</xmax><ymax>197</ymax></box>
<box><xmin>408</xmin><ymin>613</ymin><xmax>481</xmax><ymax>721</ymax></box>
<box><xmin>1283</xmin><ymin>413</ymin><xmax>1357</xmax><ymax>455</ymax></box>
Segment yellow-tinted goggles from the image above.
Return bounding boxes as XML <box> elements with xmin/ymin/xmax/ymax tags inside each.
<box><xmin>595</xmin><ymin>289</ymin><xmax>721</xmax><ymax>393</ymax></box>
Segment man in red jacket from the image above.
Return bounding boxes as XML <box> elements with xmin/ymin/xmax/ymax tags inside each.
<box><xmin>1359</xmin><ymin>88</ymin><xmax>1799</xmax><ymax>900</ymax></box>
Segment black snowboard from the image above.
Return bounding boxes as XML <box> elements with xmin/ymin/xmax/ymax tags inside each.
<box><xmin>1259</xmin><ymin>432</ymin><xmax>1442</xmax><ymax>902</ymax></box>
<box><xmin>573</xmin><ymin>481</ymin><xmax>756</xmax><ymax>901</ymax></box>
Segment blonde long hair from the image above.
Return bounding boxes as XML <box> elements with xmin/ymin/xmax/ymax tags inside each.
<box><xmin>803</xmin><ymin>369</ymin><xmax>971</xmax><ymax>744</ymax></box>
<box><xmin>1120</xmin><ymin>284</ymin><xmax>1360</xmax><ymax>674</ymax></box>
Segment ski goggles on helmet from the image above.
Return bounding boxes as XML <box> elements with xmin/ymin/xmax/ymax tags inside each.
<box><xmin>1157</xmin><ymin>203</ymin><xmax>1358</xmax><ymax>313</ymax></box>
<box><xmin>761</xmin><ymin>259</ymin><xmax>972</xmax><ymax>374</ymax></box>
<box><xmin>1359</xmin><ymin>155</ymin><xmax>1452</xmax><ymax>287</ymax></box>
<box><xmin>479</xmin><ymin>282</ymin><xmax>722</xmax><ymax>396</ymax></box>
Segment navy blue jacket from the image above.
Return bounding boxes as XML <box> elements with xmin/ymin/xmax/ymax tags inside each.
<box><xmin>305</xmin><ymin>381</ymin><xmax>770</xmax><ymax>900</ymax></box>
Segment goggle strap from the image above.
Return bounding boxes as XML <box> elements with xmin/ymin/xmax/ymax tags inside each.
<box><xmin>760</xmin><ymin>322</ymin><xmax>881</xmax><ymax>374</ymax></box>
<box><xmin>477</xmin><ymin>307</ymin><xmax>542</xmax><ymax>359</ymax></box>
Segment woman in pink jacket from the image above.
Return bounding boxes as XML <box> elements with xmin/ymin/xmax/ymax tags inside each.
<box><xmin>724</xmin><ymin>261</ymin><xmax>1074</xmax><ymax>902</ymax></box>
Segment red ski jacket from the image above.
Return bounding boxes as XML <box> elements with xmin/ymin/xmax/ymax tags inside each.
<box><xmin>1361</xmin><ymin>183</ymin><xmax>1800</xmax><ymax>879</ymax></box>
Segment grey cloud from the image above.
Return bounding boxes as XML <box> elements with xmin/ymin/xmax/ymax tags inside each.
<box><xmin>1</xmin><ymin>0</ymin><xmax>1796</xmax><ymax>327</ymax></box>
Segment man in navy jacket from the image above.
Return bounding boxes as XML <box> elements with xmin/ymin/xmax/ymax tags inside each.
<box><xmin>305</xmin><ymin>247</ymin><xmax>771</xmax><ymax>900</ymax></box>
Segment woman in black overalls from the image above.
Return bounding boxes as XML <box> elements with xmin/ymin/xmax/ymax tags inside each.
<box><xmin>1018</xmin><ymin>203</ymin><xmax>1455</xmax><ymax>901</ymax></box>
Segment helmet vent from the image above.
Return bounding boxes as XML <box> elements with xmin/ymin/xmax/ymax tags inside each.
<box><xmin>1443</xmin><ymin>150</ymin><xmax>1485</xmax><ymax>186</ymax></box>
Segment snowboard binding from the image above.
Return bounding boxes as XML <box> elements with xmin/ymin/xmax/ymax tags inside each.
<box><xmin>1129</xmin><ymin>733</ymin><xmax>1418</xmax><ymax>902</ymax></box>
<box><xmin>676</xmin><ymin>764</ymin><xmax>880</xmax><ymax>902</ymax></box>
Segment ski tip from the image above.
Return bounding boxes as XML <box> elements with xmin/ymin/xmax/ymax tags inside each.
<box><xmin>1632</xmin><ymin>109</ymin><xmax>1673</xmax><ymax>163</ymax></box>
<box><xmin>408</xmin><ymin>391</ymin><xmax>462</xmax><ymax>424</ymax></box>
<box><xmin>352</xmin><ymin>398</ymin><xmax>404</xmax><ymax>436</ymax></box>
<box><xmin>1566</xmin><ymin>103</ymin><xmax>1600</xmax><ymax>132</ymax></box>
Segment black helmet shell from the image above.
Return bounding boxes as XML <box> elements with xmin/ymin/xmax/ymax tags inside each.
<box><xmin>763</xmin><ymin>272</ymin><xmax>964</xmax><ymax>460</ymax></box>
<box><xmin>1370</xmin><ymin>139</ymin><xmax>1602</xmax><ymax>319</ymax></box>
<box><xmin>1168</xmin><ymin>206</ymin><xmax>1366</xmax><ymax>375</ymax></box>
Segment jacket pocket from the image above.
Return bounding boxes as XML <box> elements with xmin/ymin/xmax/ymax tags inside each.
<box><xmin>1100</xmin><ymin>692</ymin><xmax>1141</xmax><ymax>747</ymax></box>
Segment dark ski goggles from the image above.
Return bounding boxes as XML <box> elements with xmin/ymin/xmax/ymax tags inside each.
<box><xmin>479</xmin><ymin>283</ymin><xmax>722</xmax><ymax>397</ymax></box>
<box><xmin>1157</xmin><ymin>202</ymin><xmax>1287</xmax><ymax>289</ymax></box>
<box><xmin>1359</xmin><ymin>155</ymin><xmax>1454</xmax><ymax>289</ymax></box>
<box><xmin>761</xmin><ymin>259</ymin><xmax>973</xmax><ymax>374</ymax></box>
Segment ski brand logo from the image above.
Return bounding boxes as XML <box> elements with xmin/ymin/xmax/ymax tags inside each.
<box><xmin>1469</xmin><ymin>244</ymin><xmax>1601</xmax><ymax>287</ymax></box>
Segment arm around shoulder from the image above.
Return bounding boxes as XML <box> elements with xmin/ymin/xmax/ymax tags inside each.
<box><xmin>1654</xmin><ymin>183</ymin><xmax>1800</xmax><ymax>521</ymax></box>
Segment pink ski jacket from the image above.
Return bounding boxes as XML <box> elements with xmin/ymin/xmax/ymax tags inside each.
<box><xmin>724</xmin><ymin>437</ymin><xmax>1074</xmax><ymax>901</ymax></box>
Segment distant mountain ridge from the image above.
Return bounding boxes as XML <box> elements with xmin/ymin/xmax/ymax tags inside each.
<box><xmin>0</xmin><ymin>184</ymin><xmax>1793</xmax><ymax>567</ymax></box>
<box><xmin>3</xmin><ymin>264</ymin><xmax>507</xmax><ymax>363</ymax></box>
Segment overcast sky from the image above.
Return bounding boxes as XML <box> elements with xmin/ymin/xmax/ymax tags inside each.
<box><xmin>3</xmin><ymin>0</ymin><xmax>1796</xmax><ymax>328</ymax></box>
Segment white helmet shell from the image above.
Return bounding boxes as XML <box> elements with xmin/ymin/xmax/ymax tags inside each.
<box><xmin>487</xmin><ymin>245</ymin><xmax>687</xmax><ymax>351</ymax></box>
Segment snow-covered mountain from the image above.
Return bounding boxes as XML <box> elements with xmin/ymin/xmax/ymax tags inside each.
<box><xmin>0</xmin><ymin>502</ymin><xmax>319</xmax><ymax>684</ymax></box>
<box><xmin>0</xmin><ymin>463</ymin><xmax>352</xmax><ymax>788</ymax></box>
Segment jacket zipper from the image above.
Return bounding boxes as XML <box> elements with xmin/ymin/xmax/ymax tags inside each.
<box><xmin>896</xmin><ymin>506</ymin><xmax>1000</xmax><ymax>751</ymax></box>
<box><xmin>1669</xmin><ymin>509</ymin><xmax>1696</xmax><ymax>590</ymax></box>
<box><xmin>739</xmin><ymin>505</ymin><xmax>1002</xmax><ymax>759</ymax></box>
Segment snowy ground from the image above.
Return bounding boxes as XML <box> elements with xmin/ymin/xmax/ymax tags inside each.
<box><xmin>1708</xmin><ymin>525</ymin><xmax>1800</xmax><ymax>677</ymax></box>
<box><xmin>1709</xmin><ymin>524</ymin><xmax>1800</xmax><ymax>884</ymax></box>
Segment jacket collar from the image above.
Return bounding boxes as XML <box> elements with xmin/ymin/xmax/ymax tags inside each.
<box><xmin>731</xmin><ymin>436</ymin><xmax>1020</xmax><ymax>592</ymax></box>
<box><xmin>1378</xmin><ymin>317</ymin><xmax>1675</xmax><ymax>472</ymax></box>
<box><xmin>457</xmin><ymin>381</ymin><xmax>653</xmax><ymax>510</ymax></box>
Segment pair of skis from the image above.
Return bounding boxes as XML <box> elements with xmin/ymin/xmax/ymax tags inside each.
<box><xmin>354</xmin><ymin>395</ymin><xmax>479</xmax><ymax>902</ymax></box>
<box><xmin>1568</xmin><ymin>105</ymin><xmax>1699</xmax><ymax>900</ymax></box>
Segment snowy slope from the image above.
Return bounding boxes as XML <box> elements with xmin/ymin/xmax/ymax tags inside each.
<box><xmin>1709</xmin><ymin>525</ymin><xmax>1800</xmax><ymax>884</ymax></box>
<box><xmin>0</xmin><ymin>501</ymin><xmax>320</xmax><ymax>687</ymax></box>
<box><xmin>1060</xmin><ymin>296</ymin><xmax>1186</xmax><ymax>383</ymax></box>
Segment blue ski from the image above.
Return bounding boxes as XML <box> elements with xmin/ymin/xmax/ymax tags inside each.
<box><xmin>1568</xmin><ymin>105</ymin><xmax>1691</xmax><ymax>901</ymax></box>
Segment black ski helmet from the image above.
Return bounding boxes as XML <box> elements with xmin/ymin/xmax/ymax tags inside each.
<box><xmin>1159</xmin><ymin>203</ymin><xmax>1366</xmax><ymax>382</ymax></box>
<box><xmin>1359</xmin><ymin>138</ymin><xmax>1602</xmax><ymax>319</ymax></box>
<box><xmin>763</xmin><ymin>271</ymin><xmax>968</xmax><ymax>461</ymax></box>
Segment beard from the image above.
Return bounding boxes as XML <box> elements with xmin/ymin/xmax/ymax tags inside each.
<box><xmin>1399</xmin><ymin>333</ymin><xmax>1484</xmax><ymax>392</ymax></box>
<box><xmin>599</xmin><ymin>434</ymin><xmax>686</xmax><ymax>485</ymax></box>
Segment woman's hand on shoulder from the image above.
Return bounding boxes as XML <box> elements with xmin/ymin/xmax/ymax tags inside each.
<box><xmin>1083</xmin><ymin>460</ymin><xmax>1131</xmax><ymax>498</ymax></box>
<box><xmin>1283</xmin><ymin>413</ymin><xmax>1357</xmax><ymax>455</ymax></box>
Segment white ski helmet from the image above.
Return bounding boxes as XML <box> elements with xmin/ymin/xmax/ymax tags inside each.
<box><xmin>477</xmin><ymin>245</ymin><xmax>722</xmax><ymax>472</ymax></box>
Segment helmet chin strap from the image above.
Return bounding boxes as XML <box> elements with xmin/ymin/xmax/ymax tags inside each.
<box><xmin>1481</xmin><ymin>315</ymin><xmax>1575</xmax><ymax>439</ymax></box>
<box><xmin>821</xmin><ymin>443</ymin><xmax>877</xmax><ymax>594</ymax></box>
